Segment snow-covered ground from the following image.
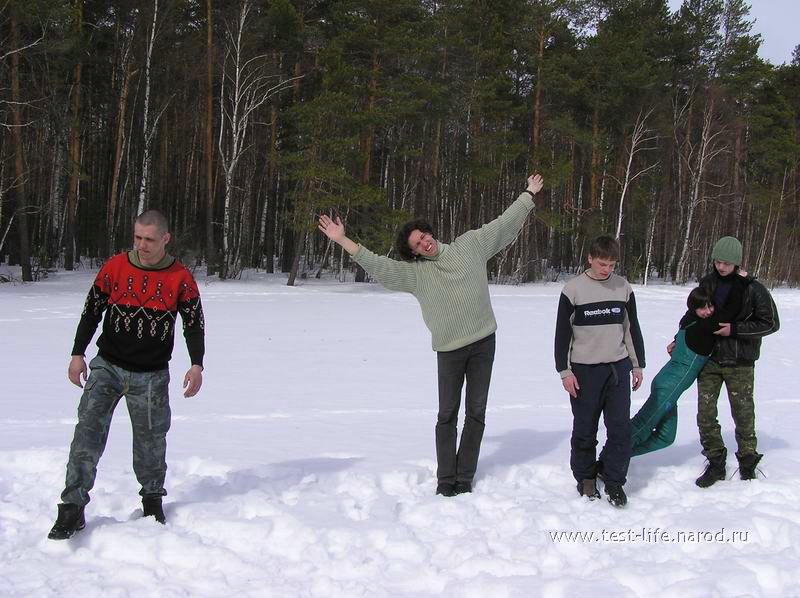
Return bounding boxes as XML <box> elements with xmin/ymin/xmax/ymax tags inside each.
<box><xmin>1</xmin><ymin>268</ymin><xmax>799</xmax><ymax>597</ymax></box>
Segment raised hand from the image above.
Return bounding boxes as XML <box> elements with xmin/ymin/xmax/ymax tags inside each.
<box><xmin>318</xmin><ymin>214</ymin><xmax>346</xmax><ymax>243</ymax></box>
<box><xmin>527</xmin><ymin>174</ymin><xmax>544</xmax><ymax>195</ymax></box>
<box><xmin>318</xmin><ymin>213</ymin><xmax>360</xmax><ymax>255</ymax></box>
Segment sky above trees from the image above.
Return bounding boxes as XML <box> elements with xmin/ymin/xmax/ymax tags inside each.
<box><xmin>668</xmin><ymin>0</ymin><xmax>798</xmax><ymax>65</ymax></box>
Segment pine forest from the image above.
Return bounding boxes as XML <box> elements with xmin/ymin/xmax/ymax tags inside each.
<box><xmin>1</xmin><ymin>0</ymin><xmax>798</xmax><ymax>286</ymax></box>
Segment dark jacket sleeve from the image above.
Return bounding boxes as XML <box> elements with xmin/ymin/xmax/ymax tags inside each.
<box><xmin>71</xmin><ymin>284</ymin><xmax>110</xmax><ymax>356</ymax></box>
<box><xmin>626</xmin><ymin>291</ymin><xmax>646</xmax><ymax>369</ymax></box>
<box><xmin>732</xmin><ymin>281</ymin><xmax>780</xmax><ymax>339</ymax></box>
<box><xmin>554</xmin><ymin>292</ymin><xmax>575</xmax><ymax>374</ymax></box>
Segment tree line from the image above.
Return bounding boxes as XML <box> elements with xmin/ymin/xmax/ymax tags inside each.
<box><xmin>1</xmin><ymin>0</ymin><xmax>798</xmax><ymax>286</ymax></box>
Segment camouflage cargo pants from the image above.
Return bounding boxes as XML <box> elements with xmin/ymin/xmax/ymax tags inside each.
<box><xmin>61</xmin><ymin>355</ymin><xmax>171</xmax><ymax>506</ymax></box>
<box><xmin>696</xmin><ymin>361</ymin><xmax>757</xmax><ymax>460</ymax></box>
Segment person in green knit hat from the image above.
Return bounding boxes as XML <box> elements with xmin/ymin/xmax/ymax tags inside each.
<box><xmin>694</xmin><ymin>236</ymin><xmax>780</xmax><ymax>487</ymax></box>
<box><xmin>318</xmin><ymin>174</ymin><xmax>544</xmax><ymax>497</ymax></box>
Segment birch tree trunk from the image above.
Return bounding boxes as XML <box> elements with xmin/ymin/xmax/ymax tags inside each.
<box><xmin>765</xmin><ymin>168</ymin><xmax>788</xmax><ymax>284</ymax></box>
<box><xmin>108</xmin><ymin>49</ymin><xmax>136</xmax><ymax>256</ymax></box>
<box><xmin>205</xmin><ymin>0</ymin><xmax>217</xmax><ymax>275</ymax></box>
<box><xmin>675</xmin><ymin>98</ymin><xmax>727</xmax><ymax>283</ymax></box>
<box><xmin>614</xmin><ymin>109</ymin><xmax>659</xmax><ymax>239</ymax></box>
<box><xmin>137</xmin><ymin>0</ymin><xmax>159</xmax><ymax>215</ymax></box>
<box><xmin>217</xmin><ymin>0</ymin><xmax>298</xmax><ymax>278</ymax></box>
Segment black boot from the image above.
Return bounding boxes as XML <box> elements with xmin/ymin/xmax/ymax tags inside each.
<box><xmin>142</xmin><ymin>497</ymin><xmax>166</xmax><ymax>524</ymax></box>
<box><xmin>737</xmin><ymin>452</ymin><xmax>763</xmax><ymax>481</ymax></box>
<box><xmin>604</xmin><ymin>483</ymin><xmax>627</xmax><ymax>508</ymax></box>
<box><xmin>454</xmin><ymin>481</ymin><xmax>472</xmax><ymax>495</ymax></box>
<box><xmin>436</xmin><ymin>482</ymin><xmax>456</xmax><ymax>497</ymax></box>
<box><xmin>48</xmin><ymin>503</ymin><xmax>86</xmax><ymax>540</ymax></box>
<box><xmin>696</xmin><ymin>451</ymin><xmax>727</xmax><ymax>488</ymax></box>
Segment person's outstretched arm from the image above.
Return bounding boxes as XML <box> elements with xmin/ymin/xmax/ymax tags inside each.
<box><xmin>319</xmin><ymin>214</ymin><xmax>417</xmax><ymax>293</ymax></box>
<box><xmin>319</xmin><ymin>215</ymin><xmax>360</xmax><ymax>256</ymax></box>
<box><xmin>475</xmin><ymin>174</ymin><xmax>544</xmax><ymax>259</ymax></box>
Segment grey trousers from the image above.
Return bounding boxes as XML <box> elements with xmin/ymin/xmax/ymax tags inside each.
<box><xmin>61</xmin><ymin>355</ymin><xmax>171</xmax><ymax>506</ymax></box>
<box><xmin>435</xmin><ymin>333</ymin><xmax>496</xmax><ymax>484</ymax></box>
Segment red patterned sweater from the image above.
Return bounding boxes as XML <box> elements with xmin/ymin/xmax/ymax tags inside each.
<box><xmin>72</xmin><ymin>252</ymin><xmax>205</xmax><ymax>372</ymax></box>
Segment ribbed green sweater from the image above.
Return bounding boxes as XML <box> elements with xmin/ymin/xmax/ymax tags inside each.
<box><xmin>353</xmin><ymin>193</ymin><xmax>535</xmax><ymax>351</ymax></box>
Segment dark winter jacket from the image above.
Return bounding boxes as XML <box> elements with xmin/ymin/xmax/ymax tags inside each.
<box><xmin>698</xmin><ymin>271</ymin><xmax>779</xmax><ymax>366</ymax></box>
<box><xmin>678</xmin><ymin>311</ymin><xmax>721</xmax><ymax>357</ymax></box>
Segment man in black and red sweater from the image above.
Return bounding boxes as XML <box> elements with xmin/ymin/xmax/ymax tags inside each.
<box><xmin>48</xmin><ymin>210</ymin><xmax>205</xmax><ymax>540</ymax></box>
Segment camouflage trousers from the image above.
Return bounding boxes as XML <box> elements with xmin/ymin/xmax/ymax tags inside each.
<box><xmin>61</xmin><ymin>355</ymin><xmax>171</xmax><ymax>506</ymax></box>
<box><xmin>696</xmin><ymin>361</ymin><xmax>757</xmax><ymax>461</ymax></box>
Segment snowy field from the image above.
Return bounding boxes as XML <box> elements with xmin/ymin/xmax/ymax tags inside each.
<box><xmin>1</xmin><ymin>267</ymin><xmax>799</xmax><ymax>597</ymax></box>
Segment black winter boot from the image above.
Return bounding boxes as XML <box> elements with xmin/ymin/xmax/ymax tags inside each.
<box><xmin>436</xmin><ymin>482</ymin><xmax>456</xmax><ymax>497</ymax></box>
<box><xmin>604</xmin><ymin>483</ymin><xmax>627</xmax><ymax>508</ymax></box>
<box><xmin>142</xmin><ymin>497</ymin><xmax>166</xmax><ymax>524</ymax></box>
<box><xmin>48</xmin><ymin>503</ymin><xmax>86</xmax><ymax>540</ymax></box>
<box><xmin>696</xmin><ymin>451</ymin><xmax>727</xmax><ymax>488</ymax></box>
<box><xmin>737</xmin><ymin>452</ymin><xmax>763</xmax><ymax>481</ymax></box>
<box><xmin>454</xmin><ymin>481</ymin><xmax>472</xmax><ymax>495</ymax></box>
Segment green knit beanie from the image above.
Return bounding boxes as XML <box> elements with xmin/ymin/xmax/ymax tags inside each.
<box><xmin>711</xmin><ymin>236</ymin><xmax>742</xmax><ymax>266</ymax></box>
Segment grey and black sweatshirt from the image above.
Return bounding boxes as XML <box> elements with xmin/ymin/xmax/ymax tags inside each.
<box><xmin>554</xmin><ymin>271</ymin><xmax>645</xmax><ymax>379</ymax></box>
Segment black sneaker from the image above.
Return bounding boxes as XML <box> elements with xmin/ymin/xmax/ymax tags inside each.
<box><xmin>577</xmin><ymin>479</ymin><xmax>601</xmax><ymax>500</ymax></box>
<box><xmin>454</xmin><ymin>481</ymin><xmax>472</xmax><ymax>495</ymax></box>
<box><xmin>48</xmin><ymin>503</ymin><xmax>86</xmax><ymax>540</ymax></box>
<box><xmin>605</xmin><ymin>483</ymin><xmax>627</xmax><ymax>508</ymax></box>
<box><xmin>142</xmin><ymin>497</ymin><xmax>166</xmax><ymax>524</ymax></box>
<box><xmin>436</xmin><ymin>482</ymin><xmax>456</xmax><ymax>497</ymax></box>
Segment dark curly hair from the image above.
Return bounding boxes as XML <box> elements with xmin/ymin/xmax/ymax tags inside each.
<box><xmin>395</xmin><ymin>219</ymin><xmax>435</xmax><ymax>261</ymax></box>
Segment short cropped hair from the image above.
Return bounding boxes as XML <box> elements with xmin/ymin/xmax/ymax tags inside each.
<box><xmin>135</xmin><ymin>210</ymin><xmax>170</xmax><ymax>234</ymax></box>
<box><xmin>686</xmin><ymin>287</ymin><xmax>713</xmax><ymax>312</ymax></box>
<box><xmin>395</xmin><ymin>219</ymin><xmax>435</xmax><ymax>261</ymax></box>
<box><xmin>588</xmin><ymin>235</ymin><xmax>620</xmax><ymax>261</ymax></box>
